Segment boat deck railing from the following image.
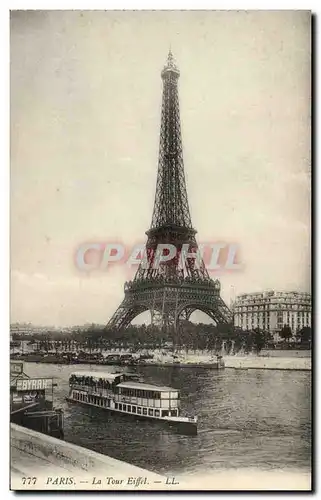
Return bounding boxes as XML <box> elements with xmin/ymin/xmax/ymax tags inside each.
<box><xmin>71</xmin><ymin>384</ymin><xmax>114</xmax><ymax>398</ymax></box>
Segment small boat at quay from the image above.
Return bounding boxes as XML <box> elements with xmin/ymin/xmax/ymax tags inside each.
<box><xmin>66</xmin><ymin>371</ymin><xmax>198</xmax><ymax>435</ymax></box>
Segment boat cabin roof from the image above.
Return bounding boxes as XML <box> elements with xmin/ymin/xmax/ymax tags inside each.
<box><xmin>70</xmin><ymin>371</ymin><xmax>125</xmax><ymax>382</ymax></box>
<box><xmin>117</xmin><ymin>381</ymin><xmax>178</xmax><ymax>392</ymax></box>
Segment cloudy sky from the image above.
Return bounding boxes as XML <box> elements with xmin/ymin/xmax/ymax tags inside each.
<box><xmin>10</xmin><ymin>10</ymin><xmax>311</xmax><ymax>326</ymax></box>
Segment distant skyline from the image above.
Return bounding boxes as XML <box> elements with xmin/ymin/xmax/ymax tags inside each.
<box><xmin>11</xmin><ymin>10</ymin><xmax>311</xmax><ymax>326</ymax></box>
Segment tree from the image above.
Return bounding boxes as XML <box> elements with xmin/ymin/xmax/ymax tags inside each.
<box><xmin>243</xmin><ymin>331</ymin><xmax>253</xmax><ymax>353</ymax></box>
<box><xmin>279</xmin><ymin>324</ymin><xmax>292</xmax><ymax>343</ymax></box>
<box><xmin>252</xmin><ymin>328</ymin><xmax>268</xmax><ymax>355</ymax></box>
<box><xmin>233</xmin><ymin>334</ymin><xmax>243</xmax><ymax>354</ymax></box>
<box><xmin>297</xmin><ymin>326</ymin><xmax>312</xmax><ymax>347</ymax></box>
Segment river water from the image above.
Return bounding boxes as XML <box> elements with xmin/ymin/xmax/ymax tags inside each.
<box><xmin>23</xmin><ymin>362</ymin><xmax>311</xmax><ymax>476</ymax></box>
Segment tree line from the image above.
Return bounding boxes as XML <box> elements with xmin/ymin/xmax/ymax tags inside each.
<box><xmin>11</xmin><ymin>322</ymin><xmax>312</xmax><ymax>354</ymax></box>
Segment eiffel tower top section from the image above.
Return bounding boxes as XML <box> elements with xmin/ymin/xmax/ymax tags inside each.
<box><xmin>149</xmin><ymin>51</ymin><xmax>195</xmax><ymax>234</ymax></box>
<box><xmin>161</xmin><ymin>49</ymin><xmax>180</xmax><ymax>78</ymax></box>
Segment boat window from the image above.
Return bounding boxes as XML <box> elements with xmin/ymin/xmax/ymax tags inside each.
<box><xmin>148</xmin><ymin>409</ymin><xmax>153</xmax><ymax>416</ymax></box>
<box><xmin>119</xmin><ymin>404</ymin><xmax>123</xmax><ymax>411</ymax></box>
<box><xmin>143</xmin><ymin>408</ymin><xmax>147</xmax><ymax>415</ymax></box>
<box><xmin>127</xmin><ymin>405</ymin><xmax>131</xmax><ymax>412</ymax></box>
<box><xmin>137</xmin><ymin>407</ymin><xmax>142</xmax><ymax>414</ymax></box>
<box><xmin>155</xmin><ymin>410</ymin><xmax>160</xmax><ymax>417</ymax></box>
<box><xmin>132</xmin><ymin>406</ymin><xmax>136</xmax><ymax>413</ymax></box>
<box><xmin>170</xmin><ymin>410</ymin><xmax>177</xmax><ymax>417</ymax></box>
<box><xmin>115</xmin><ymin>403</ymin><xmax>118</xmax><ymax>410</ymax></box>
<box><xmin>162</xmin><ymin>410</ymin><xmax>169</xmax><ymax>417</ymax></box>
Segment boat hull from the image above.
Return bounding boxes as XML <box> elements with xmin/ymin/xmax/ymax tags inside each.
<box><xmin>65</xmin><ymin>396</ymin><xmax>197</xmax><ymax>435</ymax></box>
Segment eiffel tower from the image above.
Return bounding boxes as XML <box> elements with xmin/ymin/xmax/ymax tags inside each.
<box><xmin>107</xmin><ymin>51</ymin><xmax>232</xmax><ymax>333</ymax></box>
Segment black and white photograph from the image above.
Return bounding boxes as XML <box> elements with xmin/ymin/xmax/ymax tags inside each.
<box><xmin>9</xmin><ymin>9</ymin><xmax>311</xmax><ymax>491</ymax></box>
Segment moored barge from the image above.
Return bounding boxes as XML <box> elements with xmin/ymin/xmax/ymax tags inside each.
<box><xmin>10</xmin><ymin>361</ymin><xmax>64</xmax><ymax>438</ymax></box>
<box><xmin>66</xmin><ymin>371</ymin><xmax>197</xmax><ymax>435</ymax></box>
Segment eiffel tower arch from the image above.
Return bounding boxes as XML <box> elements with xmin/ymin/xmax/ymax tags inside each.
<box><xmin>107</xmin><ymin>51</ymin><xmax>233</xmax><ymax>333</ymax></box>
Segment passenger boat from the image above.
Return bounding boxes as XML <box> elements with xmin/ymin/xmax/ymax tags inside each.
<box><xmin>66</xmin><ymin>371</ymin><xmax>198</xmax><ymax>435</ymax></box>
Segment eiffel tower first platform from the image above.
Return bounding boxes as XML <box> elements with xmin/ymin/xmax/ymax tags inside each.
<box><xmin>107</xmin><ymin>51</ymin><xmax>232</xmax><ymax>333</ymax></box>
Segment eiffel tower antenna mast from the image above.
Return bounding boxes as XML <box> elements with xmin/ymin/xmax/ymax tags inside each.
<box><xmin>107</xmin><ymin>52</ymin><xmax>232</xmax><ymax>332</ymax></box>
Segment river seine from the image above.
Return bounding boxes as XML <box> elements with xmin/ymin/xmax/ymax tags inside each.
<box><xmin>23</xmin><ymin>362</ymin><xmax>311</xmax><ymax>476</ymax></box>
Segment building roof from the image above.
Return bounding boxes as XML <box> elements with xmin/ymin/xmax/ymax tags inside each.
<box><xmin>236</xmin><ymin>290</ymin><xmax>311</xmax><ymax>299</ymax></box>
<box><xmin>117</xmin><ymin>381</ymin><xmax>177</xmax><ymax>392</ymax></box>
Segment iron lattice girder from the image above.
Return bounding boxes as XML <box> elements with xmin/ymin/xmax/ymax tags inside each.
<box><xmin>134</xmin><ymin>224</ymin><xmax>210</xmax><ymax>282</ymax></box>
<box><xmin>107</xmin><ymin>52</ymin><xmax>232</xmax><ymax>331</ymax></box>
<box><xmin>108</xmin><ymin>279</ymin><xmax>233</xmax><ymax>330</ymax></box>
<box><xmin>151</xmin><ymin>59</ymin><xmax>192</xmax><ymax>230</ymax></box>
